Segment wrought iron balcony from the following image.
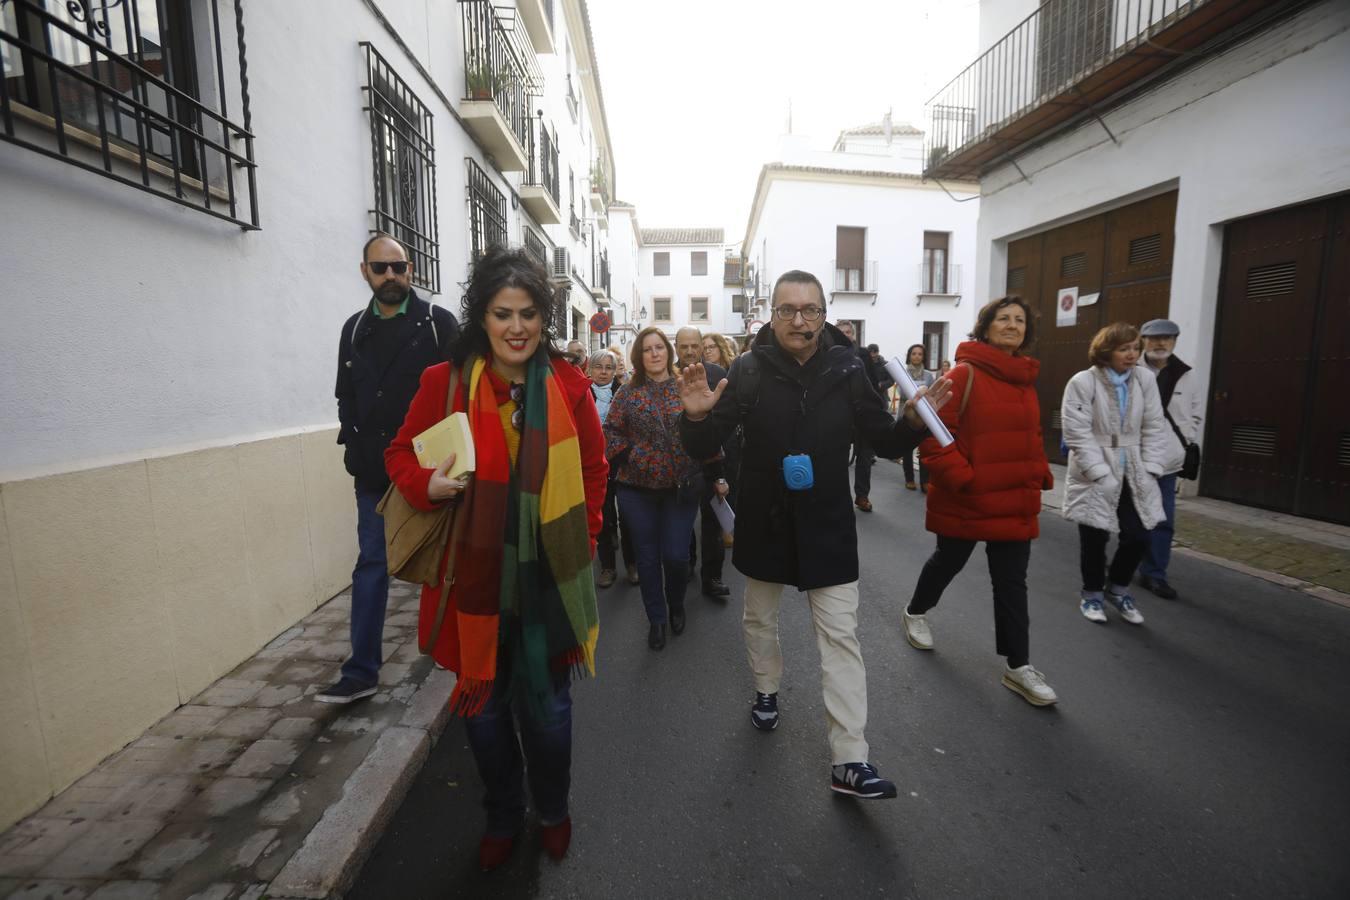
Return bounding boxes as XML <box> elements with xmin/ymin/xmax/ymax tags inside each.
<box><xmin>0</xmin><ymin>0</ymin><xmax>258</xmax><ymax>228</ymax></box>
<box><xmin>831</xmin><ymin>259</ymin><xmax>878</xmax><ymax>298</ymax></box>
<box><xmin>592</xmin><ymin>250</ymin><xmax>610</xmax><ymax>299</ymax></box>
<box><xmin>459</xmin><ymin>0</ymin><xmax>542</xmax><ymax>172</ymax></box>
<box><xmin>918</xmin><ymin>262</ymin><xmax>963</xmax><ymax>298</ymax></box>
<box><xmin>520</xmin><ymin>114</ymin><xmax>560</xmax><ymax>224</ymax></box>
<box><xmin>924</xmin><ymin>0</ymin><xmax>1303</xmax><ymax>180</ymax></box>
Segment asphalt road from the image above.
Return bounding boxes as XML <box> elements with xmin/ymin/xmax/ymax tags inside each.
<box><xmin>349</xmin><ymin>467</ymin><xmax>1350</xmax><ymax>900</ymax></box>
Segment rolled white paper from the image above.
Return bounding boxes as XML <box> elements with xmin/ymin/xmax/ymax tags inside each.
<box><xmin>710</xmin><ymin>495</ymin><xmax>735</xmax><ymax>535</ymax></box>
<box><xmin>885</xmin><ymin>357</ymin><xmax>955</xmax><ymax>447</ymax></box>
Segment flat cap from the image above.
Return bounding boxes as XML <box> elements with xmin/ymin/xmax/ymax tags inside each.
<box><xmin>1140</xmin><ymin>318</ymin><xmax>1180</xmax><ymax>337</ymax></box>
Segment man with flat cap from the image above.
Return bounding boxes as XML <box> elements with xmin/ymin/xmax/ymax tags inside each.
<box><xmin>1137</xmin><ymin>318</ymin><xmax>1203</xmax><ymax>600</ymax></box>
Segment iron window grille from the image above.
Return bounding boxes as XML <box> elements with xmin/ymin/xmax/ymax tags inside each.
<box><xmin>1</xmin><ymin>0</ymin><xmax>258</xmax><ymax>228</ymax></box>
<box><xmin>466</xmin><ymin>156</ymin><xmax>506</xmax><ymax>259</ymax></box>
<box><xmin>523</xmin><ymin>226</ymin><xmax>546</xmax><ymax>267</ymax></box>
<box><xmin>361</xmin><ymin>42</ymin><xmax>439</xmax><ymax>294</ymax></box>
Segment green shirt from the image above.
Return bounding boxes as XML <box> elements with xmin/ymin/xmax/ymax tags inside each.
<box><xmin>370</xmin><ymin>294</ymin><xmax>409</xmax><ymax>318</ymax></box>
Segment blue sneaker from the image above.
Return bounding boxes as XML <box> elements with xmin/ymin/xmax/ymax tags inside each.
<box><xmin>1107</xmin><ymin>591</ymin><xmax>1145</xmax><ymax>625</ymax></box>
<box><xmin>750</xmin><ymin>691</ymin><xmax>779</xmax><ymax>731</ymax></box>
<box><xmin>1080</xmin><ymin>597</ymin><xmax>1107</xmax><ymax>623</ymax></box>
<box><xmin>830</xmin><ymin>762</ymin><xmax>897</xmax><ymax>799</ymax></box>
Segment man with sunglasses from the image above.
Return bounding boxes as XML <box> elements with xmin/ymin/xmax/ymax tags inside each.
<box><xmin>321</xmin><ymin>233</ymin><xmax>459</xmax><ymax>704</ymax></box>
<box><xmin>676</xmin><ymin>270</ymin><xmax>952</xmax><ymax>800</ymax></box>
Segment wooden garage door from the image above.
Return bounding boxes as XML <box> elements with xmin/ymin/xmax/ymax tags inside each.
<box><xmin>1008</xmin><ymin>190</ymin><xmax>1177</xmax><ymax>461</ymax></box>
<box><xmin>1205</xmin><ymin>194</ymin><xmax>1350</xmax><ymax>523</ymax></box>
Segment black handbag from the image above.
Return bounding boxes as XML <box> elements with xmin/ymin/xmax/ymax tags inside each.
<box><xmin>1163</xmin><ymin>409</ymin><xmax>1201</xmax><ymax>481</ymax></box>
<box><xmin>676</xmin><ymin>471</ymin><xmax>705</xmax><ymax>505</ymax></box>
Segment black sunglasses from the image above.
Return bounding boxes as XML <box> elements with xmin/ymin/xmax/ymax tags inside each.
<box><xmin>368</xmin><ymin>260</ymin><xmax>410</xmax><ymax>275</ymax></box>
<box><xmin>510</xmin><ymin>383</ymin><xmax>525</xmax><ymax>432</ymax></box>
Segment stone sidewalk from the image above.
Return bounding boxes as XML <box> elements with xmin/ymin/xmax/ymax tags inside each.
<box><xmin>0</xmin><ymin>584</ymin><xmax>456</xmax><ymax>900</ymax></box>
<box><xmin>1043</xmin><ymin>464</ymin><xmax>1350</xmax><ymax>607</ymax></box>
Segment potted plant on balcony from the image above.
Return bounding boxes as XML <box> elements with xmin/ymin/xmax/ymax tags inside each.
<box><xmin>466</xmin><ymin>61</ymin><xmax>500</xmax><ymax>100</ymax></box>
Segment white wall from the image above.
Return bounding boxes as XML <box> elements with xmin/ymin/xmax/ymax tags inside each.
<box><xmin>973</xmin><ymin>3</ymin><xmax>1350</xmax><ymax>412</ymax></box>
<box><xmin>604</xmin><ymin>206</ymin><xmax>642</xmax><ymax>352</ymax></box>
<box><xmin>0</xmin><ymin>0</ymin><xmax>497</xmax><ymax>479</ymax></box>
<box><xmin>744</xmin><ymin>170</ymin><xmax>980</xmax><ymax>366</ymax></box>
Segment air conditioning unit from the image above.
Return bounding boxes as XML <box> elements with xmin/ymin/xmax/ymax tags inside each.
<box><xmin>551</xmin><ymin>247</ymin><xmax>571</xmax><ymax>283</ymax></box>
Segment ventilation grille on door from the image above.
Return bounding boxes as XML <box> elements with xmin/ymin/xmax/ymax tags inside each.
<box><xmin>1060</xmin><ymin>252</ymin><xmax>1087</xmax><ymax>279</ymax></box>
<box><xmin>1007</xmin><ymin>267</ymin><xmax>1026</xmax><ymax>291</ymax></box>
<box><xmin>1231</xmin><ymin>424</ymin><xmax>1277</xmax><ymax>457</ymax></box>
<box><xmin>1050</xmin><ymin>408</ymin><xmax>1061</xmax><ymax>431</ymax></box>
<box><xmin>1246</xmin><ymin>261</ymin><xmax>1295</xmax><ymax>299</ymax></box>
<box><xmin>1338</xmin><ymin>433</ymin><xmax>1350</xmax><ymax>468</ymax></box>
<box><xmin>1128</xmin><ymin>233</ymin><xmax>1162</xmax><ymax>265</ymax></box>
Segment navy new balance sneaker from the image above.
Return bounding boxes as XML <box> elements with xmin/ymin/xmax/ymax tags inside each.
<box><xmin>830</xmin><ymin>762</ymin><xmax>898</xmax><ymax>799</ymax></box>
<box><xmin>750</xmin><ymin>691</ymin><xmax>779</xmax><ymax>731</ymax></box>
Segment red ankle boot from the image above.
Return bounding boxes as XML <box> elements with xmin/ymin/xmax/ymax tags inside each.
<box><xmin>478</xmin><ymin>834</ymin><xmax>514</xmax><ymax>871</ymax></box>
<box><xmin>541</xmin><ymin>816</ymin><xmax>572</xmax><ymax>860</ymax></box>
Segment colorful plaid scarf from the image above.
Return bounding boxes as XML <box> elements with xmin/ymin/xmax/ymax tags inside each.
<box><xmin>449</xmin><ymin>351</ymin><xmax>599</xmax><ymax>719</ymax></box>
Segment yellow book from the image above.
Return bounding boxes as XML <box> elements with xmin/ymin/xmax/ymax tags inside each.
<box><xmin>411</xmin><ymin>412</ymin><xmax>475</xmax><ymax>478</ymax></box>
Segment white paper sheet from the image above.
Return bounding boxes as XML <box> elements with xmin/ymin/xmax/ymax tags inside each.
<box><xmin>885</xmin><ymin>358</ymin><xmax>955</xmax><ymax>447</ymax></box>
<box><xmin>710</xmin><ymin>495</ymin><xmax>735</xmax><ymax>535</ymax></box>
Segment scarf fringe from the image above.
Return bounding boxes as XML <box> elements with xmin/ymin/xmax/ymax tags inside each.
<box><xmin>448</xmin><ymin>676</ymin><xmax>493</xmax><ymax>718</ymax></box>
<box><xmin>555</xmin><ymin>643</ymin><xmax>596</xmax><ymax>678</ymax></box>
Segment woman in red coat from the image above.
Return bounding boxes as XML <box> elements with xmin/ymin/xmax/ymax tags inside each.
<box><xmin>901</xmin><ymin>296</ymin><xmax>1058</xmax><ymax>707</ymax></box>
<box><xmin>385</xmin><ymin>248</ymin><xmax>608</xmax><ymax>871</ymax></box>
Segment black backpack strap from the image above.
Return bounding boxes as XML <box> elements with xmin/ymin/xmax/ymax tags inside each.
<box><xmin>733</xmin><ymin>353</ymin><xmax>760</xmax><ymax>420</ymax></box>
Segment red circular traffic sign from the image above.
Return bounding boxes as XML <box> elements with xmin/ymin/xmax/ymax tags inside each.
<box><xmin>589</xmin><ymin>311</ymin><xmax>612</xmax><ymax>333</ymax></box>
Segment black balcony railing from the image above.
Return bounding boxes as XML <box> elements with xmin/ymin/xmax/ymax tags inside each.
<box><xmin>924</xmin><ymin>0</ymin><xmax>1234</xmax><ymax>176</ymax></box>
<box><xmin>594</xmin><ymin>250</ymin><xmax>610</xmax><ymax>295</ymax></box>
<box><xmin>459</xmin><ymin>0</ymin><xmax>541</xmax><ymax>152</ymax></box>
<box><xmin>522</xmin><ymin>114</ymin><xmax>559</xmax><ymax>205</ymax></box>
<box><xmin>1</xmin><ymin>0</ymin><xmax>258</xmax><ymax>228</ymax></box>
<box><xmin>569</xmin><ymin>209</ymin><xmax>580</xmax><ymax>238</ymax></box>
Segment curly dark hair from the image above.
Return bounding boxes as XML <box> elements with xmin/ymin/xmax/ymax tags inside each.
<box><xmin>451</xmin><ymin>246</ymin><xmax>564</xmax><ymax>367</ymax></box>
<box><xmin>970</xmin><ymin>295</ymin><xmax>1037</xmax><ymax>354</ymax></box>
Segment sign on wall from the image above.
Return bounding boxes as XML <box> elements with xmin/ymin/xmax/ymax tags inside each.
<box><xmin>1057</xmin><ymin>286</ymin><xmax>1079</xmax><ymax>327</ymax></box>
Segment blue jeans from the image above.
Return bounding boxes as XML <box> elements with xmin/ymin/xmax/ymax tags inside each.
<box><xmin>341</xmin><ymin>486</ymin><xmax>389</xmax><ymax>687</ymax></box>
<box><xmin>464</xmin><ymin>681</ymin><xmax>573</xmax><ymax>837</ymax></box>
<box><xmin>616</xmin><ymin>485</ymin><xmax>698</xmax><ymax>624</ymax></box>
<box><xmin>1140</xmin><ymin>473</ymin><xmax>1178</xmax><ymax>581</ymax></box>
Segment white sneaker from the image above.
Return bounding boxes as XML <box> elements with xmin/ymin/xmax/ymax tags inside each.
<box><xmin>1002</xmin><ymin>665</ymin><xmax>1058</xmax><ymax>706</ymax></box>
<box><xmin>1107</xmin><ymin>591</ymin><xmax>1145</xmax><ymax>625</ymax></box>
<box><xmin>902</xmin><ymin>610</ymin><xmax>933</xmax><ymax>650</ymax></box>
<box><xmin>1080</xmin><ymin>597</ymin><xmax>1107</xmax><ymax>623</ymax></box>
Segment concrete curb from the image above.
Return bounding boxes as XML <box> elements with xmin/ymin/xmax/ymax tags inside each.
<box><xmin>267</xmin><ymin>667</ymin><xmax>457</xmax><ymax>899</ymax></box>
<box><xmin>1172</xmin><ymin>546</ymin><xmax>1350</xmax><ymax>609</ymax></box>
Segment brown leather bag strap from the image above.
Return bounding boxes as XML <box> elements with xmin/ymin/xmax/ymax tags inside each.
<box><xmin>957</xmin><ymin>363</ymin><xmax>976</xmax><ymax>418</ymax></box>
<box><xmin>421</xmin><ymin>495</ymin><xmax>469</xmax><ymax>654</ymax></box>
<box><xmin>421</xmin><ymin>363</ymin><xmax>466</xmax><ymax>656</ymax></box>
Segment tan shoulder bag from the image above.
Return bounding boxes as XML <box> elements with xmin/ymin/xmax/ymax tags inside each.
<box><xmin>377</xmin><ymin>365</ymin><xmax>465</xmax><ymax>586</ymax></box>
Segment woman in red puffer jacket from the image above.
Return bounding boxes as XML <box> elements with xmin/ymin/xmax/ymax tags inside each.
<box><xmin>900</xmin><ymin>296</ymin><xmax>1058</xmax><ymax>707</ymax></box>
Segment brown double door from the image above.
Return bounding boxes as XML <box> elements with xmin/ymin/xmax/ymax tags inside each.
<box><xmin>1007</xmin><ymin>191</ymin><xmax>1177</xmax><ymax>462</ymax></box>
<box><xmin>1205</xmin><ymin>194</ymin><xmax>1350</xmax><ymax>524</ymax></box>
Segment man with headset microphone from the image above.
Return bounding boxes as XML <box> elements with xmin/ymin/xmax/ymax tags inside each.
<box><xmin>676</xmin><ymin>270</ymin><xmax>952</xmax><ymax>799</ymax></box>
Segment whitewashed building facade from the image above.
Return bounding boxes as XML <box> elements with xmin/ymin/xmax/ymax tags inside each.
<box><xmin>0</xmin><ymin>0</ymin><xmax>627</xmax><ymax>828</ymax></box>
<box><xmin>741</xmin><ymin>122</ymin><xmax>980</xmax><ymax>368</ymax></box>
<box><xmin>927</xmin><ymin>0</ymin><xmax>1350</xmax><ymax>522</ymax></box>
<box><xmin>636</xmin><ymin>228</ymin><xmax>740</xmax><ymax>341</ymax></box>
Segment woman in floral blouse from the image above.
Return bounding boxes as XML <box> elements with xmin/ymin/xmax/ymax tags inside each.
<box><xmin>605</xmin><ymin>327</ymin><xmax>709</xmax><ymax>650</ymax></box>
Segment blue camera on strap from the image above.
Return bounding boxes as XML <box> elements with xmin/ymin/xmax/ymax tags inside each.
<box><xmin>782</xmin><ymin>454</ymin><xmax>814</xmax><ymax>491</ymax></box>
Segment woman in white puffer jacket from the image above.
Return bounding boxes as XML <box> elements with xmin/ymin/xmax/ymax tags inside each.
<box><xmin>1061</xmin><ymin>322</ymin><xmax>1183</xmax><ymax>626</ymax></box>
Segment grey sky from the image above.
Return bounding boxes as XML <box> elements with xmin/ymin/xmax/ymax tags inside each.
<box><xmin>586</xmin><ymin>0</ymin><xmax>980</xmax><ymax>239</ymax></box>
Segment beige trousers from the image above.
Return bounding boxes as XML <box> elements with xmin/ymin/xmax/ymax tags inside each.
<box><xmin>742</xmin><ymin>577</ymin><xmax>868</xmax><ymax>765</ymax></box>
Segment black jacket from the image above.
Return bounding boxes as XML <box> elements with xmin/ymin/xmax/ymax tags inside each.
<box><xmin>680</xmin><ymin>324</ymin><xmax>925</xmax><ymax>590</ymax></box>
<box><xmin>335</xmin><ymin>290</ymin><xmax>459</xmax><ymax>491</ymax></box>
